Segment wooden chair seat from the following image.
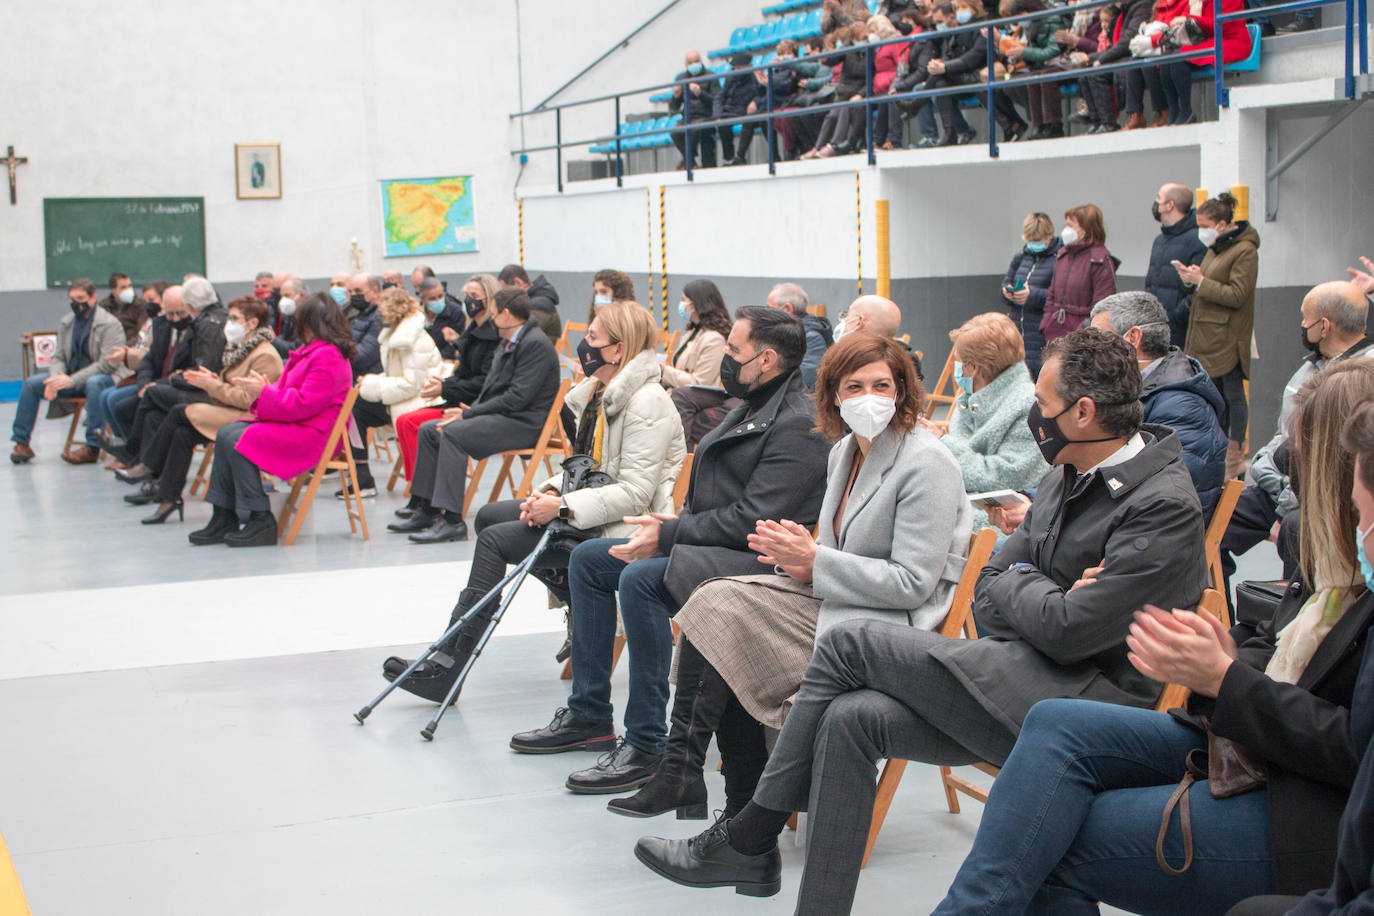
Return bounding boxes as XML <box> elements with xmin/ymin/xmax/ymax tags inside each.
<box><xmin>462</xmin><ymin>378</ymin><xmax>574</xmax><ymax>516</ymax></box>
<box><xmin>275</xmin><ymin>387</ymin><xmax>370</xmax><ymax>546</ymax></box>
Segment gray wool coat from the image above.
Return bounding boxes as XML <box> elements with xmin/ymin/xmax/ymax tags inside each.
<box><xmin>812</xmin><ymin>425</ymin><xmax>973</xmax><ymax>635</ymax></box>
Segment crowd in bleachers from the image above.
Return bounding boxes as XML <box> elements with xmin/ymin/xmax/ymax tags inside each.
<box><xmin>636</xmin><ymin>0</ymin><xmax>1265</xmax><ymax>167</ymax></box>
<box><xmin>11</xmin><ymin>195</ymin><xmax>1374</xmax><ymax>913</ymax></box>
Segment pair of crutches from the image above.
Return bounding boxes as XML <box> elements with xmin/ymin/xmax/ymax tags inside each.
<box><xmin>354</xmin><ymin>527</ymin><xmax>554</xmax><ymax>741</ymax></box>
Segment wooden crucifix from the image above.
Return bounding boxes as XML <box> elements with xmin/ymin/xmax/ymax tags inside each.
<box><xmin>5</xmin><ymin>146</ymin><xmax>28</xmax><ymax>205</ymax></box>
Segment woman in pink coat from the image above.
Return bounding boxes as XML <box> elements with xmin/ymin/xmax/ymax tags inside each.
<box><xmin>189</xmin><ymin>293</ymin><xmax>356</xmax><ymax>548</ymax></box>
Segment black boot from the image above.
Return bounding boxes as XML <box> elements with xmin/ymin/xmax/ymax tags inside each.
<box><xmin>225</xmin><ymin>510</ymin><xmax>277</xmax><ymax>547</ymax></box>
<box><xmin>188</xmin><ymin>506</ymin><xmax>239</xmax><ymax>545</ymax></box>
<box><xmin>607</xmin><ymin>641</ymin><xmax>729</xmax><ymax>820</ymax></box>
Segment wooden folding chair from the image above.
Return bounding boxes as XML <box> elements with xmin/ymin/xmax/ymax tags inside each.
<box><xmin>1205</xmin><ymin>479</ymin><xmax>1245</xmax><ymax>605</ymax></box>
<box><xmin>671</xmin><ymin>451</ymin><xmax>694</xmax><ymax>513</ymax></box>
<box><xmin>555</xmin><ymin>321</ymin><xmax>588</xmax><ymax>357</ymax></box>
<box><xmin>189</xmin><ymin>443</ymin><xmax>215</xmax><ymax>498</ymax></box>
<box><xmin>805</xmin><ymin>304</ymin><xmax>828</xmax><ymax>319</ymax></box>
<box><xmin>0</xmin><ymin>828</ymin><xmax>32</xmax><ymax>916</ymax></box>
<box><xmin>462</xmin><ymin>379</ymin><xmax>575</xmax><ymax>516</ymax></box>
<box><xmin>276</xmin><ymin>387</ymin><xmax>370</xmax><ymax>547</ymax></box>
<box><xmin>56</xmin><ymin>398</ymin><xmax>87</xmax><ymax>453</ymax></box>
<box><xmin>658</xmin><ymin>329</ymin><xmax>681</xmax><ymax>359</ymax></box>
<box><xmin>387</xmin><ymin>450</ymin><xmax>408</xmax><ymax>496</ymax></box>
<box><xmin>367</xmin><ymin>425</ymin><xmax>395</xmax><ymax>463</ymax></box>
<box><xmin>923</xmin><ymin>350</ymin><xmax>959</xmax><ymax>431</ymax></box>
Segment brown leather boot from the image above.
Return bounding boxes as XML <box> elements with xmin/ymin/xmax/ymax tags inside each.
<box><xmin>10</xmin><ymin>443</ymin><xmax>35</xmax><ymax>465</ymax></box>
<box><xmin>1225</xmin><ymin>441</ymin><xmax>1248</xmax><ymax>480</ymax></box>
<box><xmin>1151</xmin><ymin>110</ymin><xmax>1171</xmax><ymax>128</ymax></box>
<box><xmin>1124</xmin><ymin>112</ymin><xmax>1146</xmax><ymax>130</ymax></box>
<box><xmin>61</xmin><ymin>445</ymin><xmax>100</xmax><ymax>465</ymax></box>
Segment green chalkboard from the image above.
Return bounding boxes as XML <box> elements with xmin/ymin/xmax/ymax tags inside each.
<box><xmin>43</xmin><ymin>197</ymin><xmax>207</xmax><ymax>288</ymax></box>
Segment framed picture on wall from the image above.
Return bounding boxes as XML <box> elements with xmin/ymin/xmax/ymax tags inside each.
<box><xmin>235</xmin><ymin>143</ymin><xmax>281</xmax><ymax>199</ymax></box>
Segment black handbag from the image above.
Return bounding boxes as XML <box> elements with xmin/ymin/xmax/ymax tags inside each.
<box><xmin>544</xmin><ymin>454</ymin><xmax>616</xmax><ymax>555</ymax></box>
<box><xmin>1234</xmin><ymin>580</ymin><xmax>1292</xmax><ymax>626</ymax></box>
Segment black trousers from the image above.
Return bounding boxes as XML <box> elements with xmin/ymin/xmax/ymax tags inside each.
<box><xmin>350</xmin><ymin>397</ymin><xmax>393</xmax><ymax>487</ymax></box>
<box><xmin>141</xmin><ymin>403</ymin><xmax>211</xmax><ymax>502</ymax></box>
<box><xmin>131</xmin><ymin>383</ymin><xmax>203</xmax><ymax>461</ymax></box>
<box><xmin>669</xmin><ymin>387</ymin><xmax>741</xmax><ymax>449</ymax></box>
<box><xmin>677</xmin><ymin>638</ymin><xmax>770</xmax><ymax>812</ymax></box>
<box><xmin>671</xmin><ymin>125</ymin><xmax>717</xmax><ymax>168</ymax></box>
<box><xmin>410</xmin><ymin>413</ymin><xmax>540</xmax><ymax>517</ymax></box>
<box><xmin>1211</xmin><ymin>365</ymin><xmax>1250</xmax><ymax>442</ymax></box>
<box><xmin>442</xmin><ymin>499</ymin><xmax>573</xmax><ymax>660</ymax></box>
<box><xmin>1219</xmin><ymin>484</ymin><xmax>1300</xmax><ymax>595</ymax></box>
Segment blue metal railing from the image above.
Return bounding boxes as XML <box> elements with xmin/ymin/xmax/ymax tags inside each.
<box><xmin>512</xmin><ymin>0</ymin><xmax>1368</xmax><ymax>189</ymax></box>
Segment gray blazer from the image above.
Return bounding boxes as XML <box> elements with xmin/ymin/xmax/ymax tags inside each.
<box><xmin>810</xmin><ymin>425</ymin><xmax>973</xmax><ymax>635</ymax></box>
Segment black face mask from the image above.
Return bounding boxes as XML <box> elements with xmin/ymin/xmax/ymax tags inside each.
<box><xmin>145</xmin><ymin>301</ymin><xmax>161</xmax><ymax>319</ymax></box>
<box><xmin>719</xmin><ymin>351</ymin><xmax>764</xmax><ymax>399</ymax></box>
<box><xmin>381</xmin><ymin>281</ymin><xmax>397</xmax><ymax>291</ymax></box>
<box><xmin>70</xmin><ymin>301</ymin><xmax>92</xmax><ymax>319</ymax></box>
<box><xmin>1300</xmin><ymin>320</ymin><xmax>1323</xmax><ymax>355</ymax></box>
<box><xmin>1027</xmin><ymin>401</ymin><xmax>1120</xmax><ymax>464</ymax></box>
<box><xmin>576</xmin><ymin>337</ymin><xmax>615</xmax><ymax>376</ymax></box>
<box><xmin>464</xmin><ymin>295</ymin><xmax>485</xmax><ymax>318</ymax></box>
<box><xmin>172</xmin><ymin>316</ymin><xmax>193</xmax><ymax>331</ymax></box>
<box><xmin>1151</xmin><ymin>201</ymin><xmax>1162</xmax><ymax>223</ymax></box>
<box><xmin>348</xmin><ymin>293</ymin><xmax>368</xmax><ymax>311</ymax></box>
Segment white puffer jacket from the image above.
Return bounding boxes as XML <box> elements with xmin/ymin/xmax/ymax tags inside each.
<box><xmin>357</xmin><ymin>312</ymin><xmax>444</xmax><ymax>423</ymax></box>
<box><xmin>542</xmin><ymin>349</ymin><xmax>687</xmax><ymax>539</ymax></box>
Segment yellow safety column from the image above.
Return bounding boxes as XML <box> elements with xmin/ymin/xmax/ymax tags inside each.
<box><xmin>876</xmin><ymin>199</ymin><xmax>891</xmax><ymax>300</ymax></box>
<box><xmin>659</xmin><ymin>186</ymin><xmax>668</xmax><ymax>331</ymax></box>
<box><xmin>0</xmin><ymin>830</ymin><xmax>31</xmax><ymax>916</ymax></box>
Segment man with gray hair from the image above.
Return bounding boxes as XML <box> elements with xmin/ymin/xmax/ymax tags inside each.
<box><xmin>180</xmin><ymin>277</ymin><xmax>229</xmax><ymax>372</ymax></box>
<box><xmin>1219</xmin><ymin>280</ymin><xmax>1374</xmax><ymax>594</ymax></box>
<box><xmin>766</xmin><ymin>282</ymin><xmax>831</xmax><ymax>387</ymax></box>
<box><xmin>1090</xmin><ymin>290</ymin><xmax>1227</xmax><ymax>517</ymax></box>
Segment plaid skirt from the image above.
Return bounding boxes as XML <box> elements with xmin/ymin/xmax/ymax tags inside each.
<box><xmin>674</xmin><ymin>573</ymin><xmax>821</xmax><ymax>730</ymax></box>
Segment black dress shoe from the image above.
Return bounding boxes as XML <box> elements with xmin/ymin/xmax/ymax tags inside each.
<box><xmin>510</xmin><ymin>707</ymin><xmax>616</xmax><ymax>754</ymax></box>
<box><xmin>225</xmin><ymin>510</ymin><xmax>277</xmax><ymax>547</ymax></box>
<box><xmin>394</xmin><ymin>506</ymin><xmax>418</xmax><ymax>520</ymax></box>
<box><xmin>634</xmin><ymin>820</ymin><xmax>782</xmax><ymax>897</ymax></box>
<box><xmin>93</xmin><ymin>429</ymin><xmax>126</xmax><ymax>455</ymax></box>
<box><xmin>189</xmin><ymin>507</ymin><xmax>240</xmax><ymax>545</ymax></box>
<box><xmin>387</xmin><ymin>510</ymin><xmax>437</xmax><ymax>533</ymax></box>
<box><xmin>408</xmin><ymin>516</ymin><xmax>468</xmax><ymax>544</ymax></box>
<box><xmin>124</xmin><ymin>480</ymin><xmax>159</xmax><ymax>505</ymax></box>
<box><xmin>387</xmin><ymin>657</ymin><xmax>461</xmax><ymax>704</ymax></box>
<box><xmin>566</xmin><ymin>739</ymin><xmax>663</xmax><ymax>794</ymax></box>
<box><xmin>114</xmin><ymin>464</ymin><xmax>153</xmax><ymax>485</ymax></box>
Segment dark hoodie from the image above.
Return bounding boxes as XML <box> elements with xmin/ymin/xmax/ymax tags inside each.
<box><xmin>526</xmin><ymin>274</ymin><xmax>560</xmax><ymax>315</ymax></box>
<box><xmin>1140</xmin><ymin>348</ymin><xmax>1227</xmax><ymax>518</ymax></box>
<box><xmin>1145</xmin><ymin>210</ymin><xmax>1209</xmax><ymax>348</ymax></box>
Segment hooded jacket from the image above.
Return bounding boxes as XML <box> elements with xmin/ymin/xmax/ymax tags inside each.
<box><xmin>800</xmin><ymin>312</ymin><xmax>835</xmax><ymax>388</ymax></box>
<box><xmin>1145</xmin><ymin>210</ymin><xmax>1209</xmax><ymax>348</ymax></box>
<box><xmin>526</xmin><ymin>275</ymin><xmax>560</xmax><ymax>315</ymax></box>
<box><xmin>1184</xmin><ymin>221</ymin><xmax>1260</xmax><ymax>378</ymax></box>
<box><xmin>1140</xmin><ymin>348</ymin><xmax>1227</xmax><ymax>517</ymax></box>
<box><xmin>951</xmin><ymin>426</ymin><xmax>1208</xmax><ymax>733</ymax></box>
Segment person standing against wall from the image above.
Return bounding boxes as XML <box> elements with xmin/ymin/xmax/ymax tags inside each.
<box><xmin>1145</xmin><ymin>182</ymin><xmax>1208</xmax><ymax>347</ymax></box>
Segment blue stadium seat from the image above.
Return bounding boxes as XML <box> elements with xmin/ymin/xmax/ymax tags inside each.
<box><xmin>1192</xmin><ymin>25</ymin><xmax>1263</xmax><ymax>77</ymax></box>
<box><xmin>649</xmin><ymin>89</ymin><xmax>674</xmax><ymax>104</ymax></box>
<box><xmin>711</xmin><ymin>26</ymin><xmax>748</xmax><ymax>58</ymax></box>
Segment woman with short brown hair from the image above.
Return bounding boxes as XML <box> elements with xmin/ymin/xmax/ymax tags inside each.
<box><xmin>1042</xmin><ymin>202</ymin><xmax>1119</xmax><ymax>345</ymax></box>
<box><xmin>609</xmin><ymin>332</ymin><xmax>971</xmax><ymax>822</ymax></box>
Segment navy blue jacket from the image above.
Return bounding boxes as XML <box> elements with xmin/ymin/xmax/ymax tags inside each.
<box><xmin>349</xmin><ymin>304</ymin><xmax>383</xmax><ymax>377</ymax></box>
<box><xmin>714</xmin><ymin>70</ymin><xmax>758</xmax><ymax>119</ymax></box>
<box><xmin>1145</xmin><ymin>211</ymin><xmax>1208</xmax><ymax>348</ymax></box>
<box><xmin>1001</xmin><ymin>237</ymin><xmax>1060</xmax><ymax>374</ymax></box>
<box><xmin>1290</xmin><ymin>627</ymin><xmax>1374</xmax><ymax>915</ymax></box>
<box><xmin>1140</xmin><ymin>348</ymin><xmax>1227</xmax><ymax>518</ymax></box>
<box><xmin>425</xmin><ymin>297</ymin><xmax>467</xmax><ymax>360</ymax></box>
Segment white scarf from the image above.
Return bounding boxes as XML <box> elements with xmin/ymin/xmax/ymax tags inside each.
<box><xmin>1264</xmin><ymin>585</ymin><xmax>1361</xmax><ymax>685</ymax></box>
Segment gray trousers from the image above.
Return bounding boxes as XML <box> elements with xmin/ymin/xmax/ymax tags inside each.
<box><xmin>206</xmin><ymin>421</ymin><xmax>271</xmax><ymax>516</ymax></box>
<box><xmin>752</xmin><ymin>620</ymin><xmax>1018</xmax><ymax>916</ymax></box>
<box><xmin>409</xmin><ymin>414</ymin><xmax>541</xmax><ymax>516</ymax></box>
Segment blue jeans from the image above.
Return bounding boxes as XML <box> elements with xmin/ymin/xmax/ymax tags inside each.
<box><xmin>934</xmin><ymin>699</ymin><xmax>1274</xmax><ymax>916</ymax></box>
<box><xmin>99</xmin><ymin>383</ymin><xmax>138</xmax><ymax>438</ymax></box>
<box><xmin>11</xmin><ymin>373</ymin><xmax>114</xmax><ymax>448</ymax></box>
<box><xmin>566</xmin><ymin>539</ymin><xmax>678</xmax><ymax>755</ymax></box>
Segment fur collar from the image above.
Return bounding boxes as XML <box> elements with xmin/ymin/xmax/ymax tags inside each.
<box><xmin>567</xmin><ymin>349</ymin><xmax>663</xmax><ymax>418</ymax></box>
<box><xmin>223</xmin><ymin>327</ymin><xmax>275</xmax><ymax>368</ymax></box>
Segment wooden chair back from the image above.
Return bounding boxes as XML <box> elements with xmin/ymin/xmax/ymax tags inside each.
<box><xmin>1154</xmin><ymin>588</ymin><xmax>1229</xmax><ymax>712</ymax></box>
<box><xmin>464</xmin><ymin>378</ymin><xmax>575</xmax><ymax>516</ymax></box>
<box><xmin>805</xmin><ymin>304</ymin><xmax>827</xmax><ymax>319</ymax></box>
<box><xmin>555</xmin><ymin>321</ymin><xmax>588</xmax><ymax>357</ymax></box>
<box><xmin>671</xmin><ymin>451</ymin><xmax>694</xmax><ymax>513</ymax></box>
<box><xmin>276</xmin><ymin>387</ymin><xmax>370</xmax><ymax>546</ymax></box>
<box><xmin>1205</xmin><ymin>479</ymin><xmax>1245</xmax><ymax>607</ymax></box>
<box><xmin>923</xmin><ymin>350</ymin><xmax>958</xmax><ymax>432</ymax></box>
<box><xmin>861</xmin><ymin>527</ymin><xmax>997</xmax><ymax>867</ymax></box>
<box><xmin>658</xmin><ymin>329</ymin><xmax>681</xmax><ymax>360</ymax></box>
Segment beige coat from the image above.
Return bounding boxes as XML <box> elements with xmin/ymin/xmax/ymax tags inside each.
<box><xmin>185</xmin><ymin>340</ymin><xmax>285</xmax><ymax>439</ymax></box>
<box><xmin>540</xmin><ymin>350</ymin><xmax>687</xmax><ymax>539</ymax></box>
<box><xmin>1184</xmin><ymin>223</ymin><xmax>1260</xmax><ymax>378</ymax></box>
<box><xmin>357</xmin><ymin>312</ymin><xmax>444</xmax><ymax>422</ymax></box>
<box><xmin>660</xmin><ymin>326</ymin><xmax>726</xmax><ymax>389</ymax></box>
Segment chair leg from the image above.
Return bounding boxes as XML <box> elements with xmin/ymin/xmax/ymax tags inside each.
<box><xmin>489</xmin><ymin>453</ymin><xmax>518</xmax><ymax>504</ymax></box>
<box><xmin>277</xmin><ymin>473</ymin><xmax>309</xmax><ymax>537</ymax></box>
<box><xmin>939</xmin><ymin>765</ymin><xmax>962</xmax><ymax>814</ymax></box>
<box><xmin>387</xmin><ymin>453</ymin><xmax>404</xmax><ymax>493</ymax></box>
<box><xmin>462</xmin><ymin>457</ymin><xmax>490</xmax><ymax>517</ymax></box>
<box><xmin>283</xmin><ymin>468</ymin><xmax>326</xmax><ymax>546</ymax></box>
<box><xmin>342</xmin><ymin>449</ymin><xmax>369</xmax><ymax>540</ymax></box>
<box><xmin>64</xmin><ymin>402</ymin><xmax>85</xmax><ymax>453</ymax></box>
<box><xmin>862</xmin><ymin>759</ymin><xmax>909</xmax><ymax>868</ymax></box>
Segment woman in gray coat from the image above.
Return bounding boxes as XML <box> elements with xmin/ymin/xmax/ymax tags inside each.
<box><xmin>608</xmin><ymin>333</ymin><xmax>972</xmax><ymax>821</ymax></box>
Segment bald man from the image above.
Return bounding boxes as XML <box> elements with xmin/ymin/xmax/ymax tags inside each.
<box><xmin>1220</xmin><ymin>280</ymin><xmax>1374</xmax><ymax>598</ymax></box>
<box><xmin>668</xmin><ymin>49</ymin><xmax>718</xmax><ymax>170</ymax></box>
<box><xmin>381</xmin><ymin>269</ymin><xmax>404</xmax><ymax>289</ymax></box>
<box><xmin>839</xmin><ymin>295</ymin><xmax>923</xmax><ymax>379</ymax></box>
<box><xmin>1146</xmin><ymin>182</ymin><xmax>1208</xmax><ymax>347</ymax></box>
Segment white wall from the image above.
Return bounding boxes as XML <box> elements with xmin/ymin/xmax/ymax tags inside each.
<box><xmin>0</xmin><ymin>0</ymin><xmax>748</xmax><ymax>291</ymax></box>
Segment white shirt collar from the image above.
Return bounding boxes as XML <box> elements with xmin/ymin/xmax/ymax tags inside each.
<box><xmin>1086</xmin><ymin>432</ymin><xmax>1146</xmax><ymax>474</ymax></box>
<box><xmin>1139</xmin><ymin>357</ymin><xmax>1164</xmax><ymax>380</ymax></box>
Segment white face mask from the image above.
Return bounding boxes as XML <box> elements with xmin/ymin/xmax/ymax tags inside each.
<box><xmin>278</xmin><ymin>296</ymin><xmax>296</xmax><ymax>317</ymax></box>
<box><xmin>224</xmin><ymin>320</ymin><xmax>247</xmax><ymax>345</ymax></box>
<box><xmin>833</xmin><ymin>314</ymin><xmax>852</xmax><ymax>342</ymax></box>
<box><xmin>1060</xmin><ymin>226</ymin><xmax>1080</xmax><ymax>247</ymax></box>
<box><xmin>839</xmin><ymin>393</ymin><xmax>896</xmax><ymax>440</ymax></box>
<box><xmin>117</xmin><ymin>287</ymin><xmax>135</xmax><ymax>305</ymax></box>
<box><xmin>1197</xmin><ymin>226</ymin><xmax>1220</xmax><ymax>247</ymax></box>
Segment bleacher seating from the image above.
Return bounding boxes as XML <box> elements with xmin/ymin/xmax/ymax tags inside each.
<box><xmin>588</xmin><ymin>115</ymin><xmax>684</xmax><ymax>155</ymax></box>
<box><xmin>762</xmin><ymin>0</ymin><xmax>821</xmax><ymax>14</ymax></box>
<box><xmin>709</xmin><ymin>9</ymin><xmax>822</xmax><ymax>57</ymax></box>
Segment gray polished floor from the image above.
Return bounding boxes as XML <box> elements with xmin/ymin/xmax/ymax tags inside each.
<box><xmin>0</xmin><ymin>402</ymin><xmax>1282</xmax><ymax>914</ymax></box>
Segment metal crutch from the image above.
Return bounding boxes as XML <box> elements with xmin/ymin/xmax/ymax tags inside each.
<box><xmin>353</xmin><ymin>528</ymin><xmax>554</xmax><ymax>739</ymax></box>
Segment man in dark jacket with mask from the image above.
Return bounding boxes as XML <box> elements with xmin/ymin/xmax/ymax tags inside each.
<box><xmin>715</xmin><ymin>53</ymin><xmax>758</xmax><ymax>165</ymax></box>
<box><xmin>1091</xmin><ymin>291</ymin><xmax>1226</xmax><ymax>517</ymax></box>
<box><xmin>668</xmin><ymin>49</ymin><xmax>720</xmax><ymax>169</ymax></box>
<box><xmin>1145</xmin><ymin>183</ymin><xmax>1209</xmax><ymax>347</ymax></box>
<box><xmin>511</xmin><ymin>307</ymin><xmax>830</xmax><ymax>798</ymax></box>
<box><xmin>635</xmin><ymin>328</ymin><xmax>1208</xmax><ymax>913</ymax></box>
<box><xmin>344</xmin><ymin>272</ymin><xmax>383</xmax><ymax>376</ymax></box>
<box><xmin>498</xmin><ymin>264</ymin><xmax>561</xmax><ymax>343</ymax></box>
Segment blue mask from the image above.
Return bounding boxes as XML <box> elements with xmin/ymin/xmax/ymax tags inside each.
<box><xmin>956</xmin><ymin>8</ymin><xmax>973</xmax><ymax>23</ymax></box>
<box><xmin>1025</xmin><ymin>240</ymin><xmax>1048</xmax><ymax>253</ymax></box>
<box><xmin>426</xmin><ymin>298</ymin><xmax>446</xmax><ymax>316</ymax></box>
<box><xmin>934</xmin><ymin>22</ymin><xmax>949</xmax><ymax>31</ymax></box>
<box><xmin>686</xmin><ymin>62</ymin><xmax>704</xmax><ymax>76</ymax></box>
<box><xmin>1359</xmin><ymin>521</ymin><xmax>1374</xmax><ymax>584</ymax></box>
<box><xmin>678</xmin><ymin>301</ymin><xmax>691</xmax><ymax>320</ymax></box>
<box><xmin>593</xmin><ymin>294</ymin><xmax>612</xmax><ymax>308</ymax></box>
<box><xmin>953</xmin><ymin>360</ymin><xmax>974</xmax><ymax>394</ymax></box>
<box><xmin>330</xmin><ymin>286</ymin><xmax>348</xmax><ymax>307</ymax></box>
